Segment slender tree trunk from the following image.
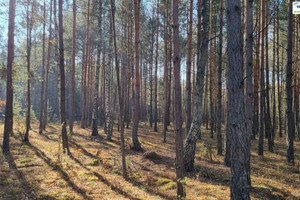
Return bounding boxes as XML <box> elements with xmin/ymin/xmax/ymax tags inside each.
<box><xmin>276</xmin><ymin>0</ymin><xmax>282</xmax><ymax>138</ymax></box>
<box><xmin>184</xmin><ymin>0</ymin><xmax>209</xmax><ymax>172</ymax></box>
<box><xmin>172</xmin><ymin>0</ymin><xmax>185</xmax><ymax>198</ymax></box>
<box><xmin>81</xmin><ymin>0</ymin><xmax>90</xmax><ymax>129</ymax></box>
<box><xmin>186</xmin><ymin>0</ymin><xmax>193</xmax><ymax>136</ymax></box>
<box><xmin>132</xmin><ymin>0</ymin><xmax>142</xmax><ymax>151</ymax></box>
<box><xmin>253</xmin><ymin>11</ymin><xmax>260</xmax><ymax>140</ymax></box>
<box><xmin>110</xmin><ymin>0</ymin><xmax>127</xmax><ymax>178</ymax></box>
<box><xmin>244</xmin><ymin>0</ymin><xmax>253</xmax><ymax>188</ymax></box>
<box><xmin>272</xmin><ymin>5</ymin><xmax>276</xmax><ymax>143</ymax></box>
<box><xmin>163</xmin><ymin>0</ymin><xmax>169</xmax><ymax>143</ymax></box>
<box><xmin>286</xmin><ymin>0</ymin><xmax>294</xmax><ymax>164</ymax></box>
<box><xmin>216</xmin><ymin>0</ymin><xmax>223</xmax><ymax>156</ymax></box>
<box><xmin>149</xmin><ymin>16</ymin><xmax>155</xmax><ymax>127</ymax></box>
<box><xmin>258</xmin><ymin>0</ymin><xmax>265</xmax><ymax>156</ymax></box>
<box><xmin>24</xmin><ymin>0</ymin><xmax>34</xmax><ymax>142</ymax></box>
<box><xmin>154</xmin><ymin>0</ymin><xmax>159</xmax><ymax>133</ymax></box>
<box><xmin>209</xmin><ymin>0</ymin><xmax>214</xmax><ymax>138</ymax></box>
<box><xmin>2</xmin><ymin>0</ymin><xmax>16</xmax><ymax>153</ymax></box>
<box><xmin>58</xmin><ymin>0</ymin><xmax>69</xmax><ymax>154</ymax></box>
<box><xmin>69</xmin><ymin>0</ymin><xmax>76</xmax><ymax>133</ymax></box>
<box><xmin>92</xmin><ymin>0</ymin><xmax>102</xmax><ymax>136</ymax></box>
<box><xmin>265</xmin><ymin>0</ymin><xmax>273</xmax><ymax>152</ymax></box>
<box><xmin>39</xmin><ymin>0</ymin><xmax>46</xmax><ymax>134</ymax></box>
<box><xmin>226</xmin><ymin>0</ymin><xmax>251</xmax><ymax>198</ymax></box>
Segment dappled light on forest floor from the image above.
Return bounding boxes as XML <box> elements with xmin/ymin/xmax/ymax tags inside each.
<box><xmin>0</xmin><ymin>123</ymin><xmax>299</xmax><ymax>199</ymax></box>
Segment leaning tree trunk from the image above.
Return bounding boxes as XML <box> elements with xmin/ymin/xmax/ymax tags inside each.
<box><xmin>226</xmin><ymin>0</ymin><xmax>251</xmax><ymax>198</ymax></box>
<box><xmin>3</xmin><ymin>0</ymin><xmax>16</xmax><ymax>153</ymax></box>
<box><xmin>183</xmin><ymin>0</ymin><xmax>209</xmax><ymax>172</ymax></box>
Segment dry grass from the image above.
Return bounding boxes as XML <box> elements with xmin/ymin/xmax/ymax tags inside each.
<box><xmin>0</xmin><ymin>121</ymin><xmax>299</xmax><ymax>200</ymax></box>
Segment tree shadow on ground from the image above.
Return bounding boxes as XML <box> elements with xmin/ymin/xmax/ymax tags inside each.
<box><xmin>27</xmin><ymin>143</ymin><xmax>93</xmax><ymax>200</ymax></box>
<box><xmin>2</xmin><ymin>152</ymin><xmax>37</xmax><ymax>200</ymax></box>
<box><xmin>251</xmin><ymin>184</ymin><xmax>299</xmax><ymax>200</ymax></box>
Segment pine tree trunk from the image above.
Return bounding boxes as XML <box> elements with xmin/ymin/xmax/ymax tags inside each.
<box><xmin>39</xmin><ymin>1</ymin><xmax>46</xmax><ymax>134</ymax></box>
<box><xmin>154</xmin><ymin>0</ymin><xmax>159</xmax><ymax>133</ymax></box>
<box><xmin>172</xmin><ymin>0</ymin><xmax>185</xmax><ymax>198</ymax></box>
<box><xmin>69</xmin><ymin>0</ymin><xmax>76</xmax><ymax>133</ymax></box>
<box><xmin>226</xmin><ymin>0</ymin><xmax>251</xmax><ymax>198</ymax></box>
<box><xmin>216</xmin><ymin>0</ymin><xmax>223</xmax><ymax>156</ymax></box>
<box><xmin>183</xmin><ymin>0</ymin><xmax>209</xmax><ymax>172</ymax></box>
<box><xmin>132</xmin><ymin>0</ymin><xmax>142</xmax><ymax>151</ymax></box>
<box><xmin>163</xmin><ymin>0</ymin><xmax>169</xmax><ymax>143</ymax></box>
<box><xmin>258</xmin><ymin>0</ymin><xmax>265</xmax><ymax>156</ymax></box>
<box><xmin>185</xmin><ymin>0</ymin><xmax>193</xmax><ymax>136</ymax></box>
<box><xmin>24</xmin><ymin>0</ymin><xmax>34</xmax><ymax>142</ymax></box>
<box><xmin>244</xmin><ymin>0</ymin><xmax>253</xmax><ymax>188</ymax></box>
<box><xmin>3</xmin><ymin>0</ymin><xmax>16</xmax><ymax>153</ymax></box>
<box><xmin>58</xmin><ymin>0</ymin><xmax>69</xmax><ymax>154</ymax></box>
<box><xmin>286</xmin><ymin>0</ymin><xmax>294</xmax><ymax>164</ymax></box>
<box><xmin>81</xmin><ymin>0</ymin><xmax>90</xmax><ymax>129</ymax></box>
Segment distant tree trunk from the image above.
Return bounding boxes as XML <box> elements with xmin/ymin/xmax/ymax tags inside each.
<box><xmin>69</xmin><ymin>0</ymin><xmax>76</xmax><ymax>133</ymax></box>
<box><xmin>163</xmin><ymin>0</ymin><xmax>169</xmax><ymax>143</ymax></box>
<box><xmin>58</xmin><ymin>0</ymin><xmax>69</xmax><ymax>154</ymax></box>
<box><xmin>184</xmin><ymin>0</ymin><xmax>209</xmax><ymax>172</ymax></box>
<box><xmin>106</xmin><ymin>19</ymin><xmax>113</xmax><ymax>140</ymax></box>
<box><xmin>185</xmin><ymin>0</ymin><xmax>193</xmax><ymax>136</ymax></box>
<box><xmin>81</xmin><ymin>0</ymin><xmax>90</xmax><ymax>129</ymax></box>
<box><xmin>209</xmin><ymin>0</ymin><xmax>214</xmax><ymax>138</ymax></box>
<box><xmin>258</xmin><ymin>0</ymin><xmax>265</xmax><ymax>156</ymax></box>
<box><xmin>272</xmin><ymin>5</ymin><xmax>276</xmax><ymax>143</ymax></box>
<box><xmin>276</xmin><ymin>0</ymin><xmax>282</xmax><ymax>138</ymax></box>
<box><xmin>92</xmin><ymin>0</ymin><xmax>102</xmax><ymax>136</ymax></box>
<box><xmin>39</xmin><ymin>0</ymin><xmax>46</xmax><ymax>134</ymax></box>
<box><xmin>172</xmin><ymin>0</ymin><xmax>185</xmax><ymax>198</ymax></box>
<box><xmin>43</xmin><ymin>0</ymin><xmax>53</xmax><ymax>133</ymax></box>
<box><xmin>132</xmin><ymin>0</ymin><xmax>142</xmax><ymax>151</ymax></box>
<box><xmin>203</xmin><ymin>66</ymin><xmax>209</xmax><ymax>129</ymax></box>
<box><xmin>286</xmin><ymin>0</ymin><xmax>294</xmax><ymax>165</ymax></box>
<box><xmin>24</xmin><ymin>0</ymin><xmax>34</xmax><ymax>142</ymax></box>
<box><xmin>226</xmin><ymin>0</ymin><xmax>251</xmax><ymax>198</ymax></box>
<box><xmin>149</xmin><ymin>16</ymin><xmax>155</xmax><ymax>127</ymax></box>
<box><xmin>53</xmin><ymin>0</ymin><xmax>60</xmax><ymax>125</ymax></box>
<box><xmin>253</xmin><ymin>11</ymin><xmax>260</xmax><ymax>140</ymax></box>
<box><xmin>264</xmin><ymin>0</ymin><xmax>273</xmax><ymax>152</ymax></box>
<box><xmin>2</xmin><ymin>0</ymin><xmax>16</xmax><ymax>153</ymax></box>
<box><xmin>216</xmin><ymin>0</ymin><xmax>223</xmax><ymax>156</ymax></box>
<box><xmin>154</xmin><ymin>0</ymin><xmax>159</xmax><ymax>133</ymax></box>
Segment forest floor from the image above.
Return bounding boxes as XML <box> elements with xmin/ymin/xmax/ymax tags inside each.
<box><xmin>0</xmin><ymin>121</ymin><xmax>299</xmax><ymax>200</ymax></box>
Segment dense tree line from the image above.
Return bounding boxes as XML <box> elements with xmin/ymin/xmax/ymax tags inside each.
<box><xmin>1</xmin><ymin>0</ymin><xmax>299</xmax><ymax>199</ymax></box>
